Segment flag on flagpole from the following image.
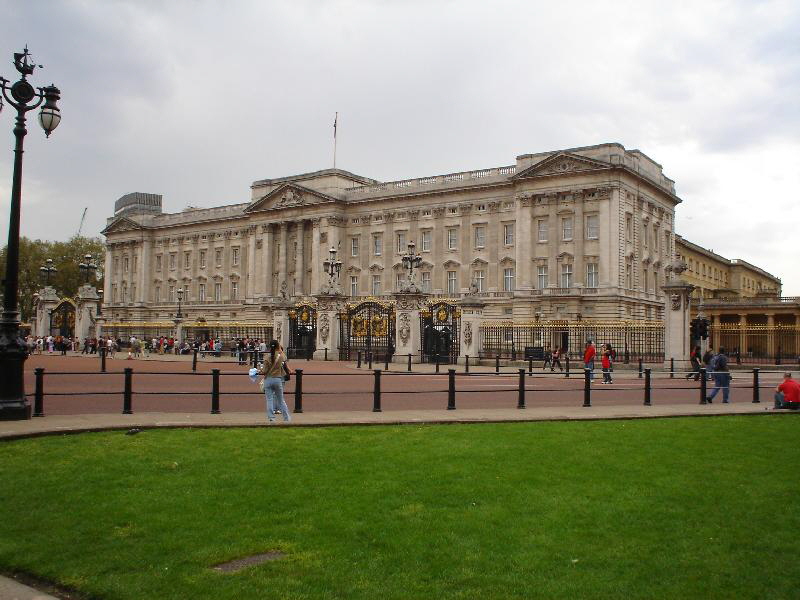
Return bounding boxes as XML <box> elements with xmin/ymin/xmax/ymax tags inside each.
<box><xmin>333</xmin><ymin>112</ymin><xmax>338</xmax><ymax>139</ymax></box>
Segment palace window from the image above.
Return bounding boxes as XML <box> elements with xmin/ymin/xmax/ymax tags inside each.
<box><xmin>214</xmin><ymin>283</ymin><xmax>222</xmax><ymax>301</ymax></box>
<box><xmin>168</xmin><ymin>286</ymin><xmax>175</xmax><ymax>302</ymax></box>
<box><xmin>130</xmin><ymin>284</ymin><xmax>136</xmax><ymax>301</ymax></box>
<box><xmin>474</xmin><ymin>226</ymin><xmax>485</xmax><ymax>249</ymax></box>
<box><xmin>473</xmin><ymin>270</ymin><xmax>485</xmax><ymax>292</ymax></box>
<box><xmin>121</xmin><ymin>284</ymin><xmax>127</xmax><ymax>303</ymax></box>
<box><xmin>447</xmin><ymin>228</ymin><xmax>458</xmax><ymax>250</ymax></box>
<box><xmin>503</xmin><ymin>223</ymin><xmax>514</xmax><ymax>246</ymax></box>
<box><xmin>231</xmin><ymin>281</ymin><xmax>238</xmax><ymax>300</ymax></box>
<box><xmin>586</xmin><ymin>215</ymin><xmax>599</xmax><ymax>240</ymax></box>
<box><xmin>625</xmin><ymin>263</ymin><xmax>632</xmax><ymax>289</ymax></box>
<box><xmin>447</xmin><ymin>271</ymin><xmax>458</xmax><ymax>294</ymax></box>
<box><xmin>560</xmin><ymin>263</ymin><xmax>573</xmax><ymax>288</ymax></box>
<box><xmin>350</xmin><ymin>276</ymin><xmax>359</xmax><ymax>296</ymax></box>
<box><xmin>123</xmin><ymin>257</ymin><xmax>129</xmax><ymax>273</ymax></box>
<box><xmin>199</xmin><ymin>251</ymin><xmax>206</xmax><ymax>268</ymax></box>
<box><xmin>373</xmin><ymin>234</ymin><xmax>382</xmax><ymax>256</ymax></box>
<box><xmin>395</xmin><ymin>273</ymin><xmax>404</xmax><ymax>290</ymax></box>
<box><xmin>111</xmin><ymin>284</ymin><xmax>117</xmax><ymax>303</ymax></box>
<box><xmin>643</xmin><ymin>223</ymin><xmax>649</xmax><ymax>248</ymax></box>
<box><xmin>199</xmin><ymin>283</ymin><xmax>206</xmax><ymax>302</ymax></box>
<box><xmin>625</xmin><ymin>214</ymin><xmax>632</xmax><ymax>242</ymax></box>
<box><xmin>215</xmin><ymin>249</ymin><xmax>222</xmax><ymax>267</ymax></box>
<box><xmin>154</xmin><ymin>256</ymin><xmax>160</xmax><ymax>272</ymax></box>
<box><xmin>169</xmin><ymin>254</ymin><xmax>176</xmax><ymax>270</ymax></box>
<box><xmin>396</xmin><ymin>231</ymin><xmax>406</xmax><ymax>253</ymax></box>
<box><xmin>421</xmin><ymin>271</ymin><xmax>431</xmax><ymax>293</ymax></box>
<box><xmin>586</xmin><ymin>263</ymin><xmax>598</xmax><ymax>288</ymax></box>
<box><xmin>503</xmin><ymin>268</ymin><xmax>515</xmax><ymax>292</ymax></box>
<box><xmin>232</xmin><ymin>248</ymin><xmax>239</xmax><ymax>266</ymax></box>
<box><xmin>643</xmin><ymin>268</ymin><xmax>649</xmax><ymax>292</ymax></box>
<box><xmin>371</xmin><ymin>274</ymin><xmax>381</xmax><ymax>295</ymax></box>
<box><xmin>132</xmin><ymin>256</ymin><xmax>137</xmax><ymax>273</ymax></box>
<box><xmin>184</xmin><ymin>252</ymin><xmax>191</xmax><ymax>269</ymax></box>
<box><xmin>154</xmin><ymin>286</ymin><xmax>160</xmax><ymax>303</ymax></box>
<box><xmin>421</xmin><ymin>230</ymin><xmax>431</xmax><ymax>252</ymax></box>
<box><xmin>351</xmin><ymin>237</ymin><xmax>359</xmax><ymax>257</ymax></box>
<box><xmin>561</xmin><ymin>217</ymin><xmax>573</xmax><ymax>241</ymax></box>
<box><xmin>537</xmin><ymin>220</ymin><xmax>548</xmax><ymax>242</ymax></box>
<box><xmin>537</xmin><ymin>266</ymin><xmax>548</xmax><ymax>289</ymax></box>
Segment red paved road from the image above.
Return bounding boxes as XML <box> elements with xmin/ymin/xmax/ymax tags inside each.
<box><xmin>23</xmin><ymin>354</ymin><xmax>777</xmax><ymax>415</ymax></box>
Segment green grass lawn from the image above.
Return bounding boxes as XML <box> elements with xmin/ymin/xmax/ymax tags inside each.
<box><xmin>1</xmin><ymin>416</ymin><xmax>799</xmax><ymax>599</ymax></box>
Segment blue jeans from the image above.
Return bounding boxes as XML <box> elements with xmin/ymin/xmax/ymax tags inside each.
<box><xmin>707</xmin><ymin>373</ymin><xmax>731</xmax><ymax>403</ymax></box>
<box><xmin>585</xmin><ymin>361</ymin><xmax>595</xmax><ymax>380</ymax></box>
<box><xmin>264</xmin><ymin>377</ymin><xmax>291</xmax><ymax>422</ymax></box>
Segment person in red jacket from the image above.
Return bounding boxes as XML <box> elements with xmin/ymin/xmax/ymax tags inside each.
<box><xmin>583</xmin><ymin>340</ymin><xmax>596</xmax><ymax>381</ymax></box>
<box><xmin>775</xmin><ymin>372</ymin><xmax>800</xmax><ymax>409</ymax></box>
<box><xmin>601</xmin><ymin>344</ymin><xmax>613</xmax><ymax>384</ymax></box>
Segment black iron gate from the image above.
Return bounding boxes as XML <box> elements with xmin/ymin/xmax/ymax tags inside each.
<box><xmin>50</xmin><ymin>300</ymin><xmax>76</xmax><ymax>338</ymax></box>
<box><xmin>288</xmin><ymin>304</ymin><xmax>317</xmax><ymax>359</ymax></box>
<box><xmin>420</xmin><ymin>301</ymin><xmax>461</xmax><ymax>363</ymax></box>
<box><xmin>338</xmin><ymin>300</ymin><xmax>395</xmax><ymax>361</ymax></box>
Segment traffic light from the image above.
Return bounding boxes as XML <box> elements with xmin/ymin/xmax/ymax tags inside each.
<box><xmin>690</xmin><ymin>318</ymin><xmax>699</xmax><ymax>339</ymax></box>
<box><xmin>698</xmin><ymin>318</ymin><xmax>709</xmax><ymax>340</ymax></box>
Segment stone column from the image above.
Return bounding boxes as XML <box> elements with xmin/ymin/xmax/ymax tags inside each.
<box><xmin>394</xmin><ymin>293</ymin><xmax>427</xmax><ymax>363</ymax></box>
<box><xmin>766</xmin><ymin>312</ymin><xmax>776</xmax><ymax>358</ymax></box>
<box><xmin>313</xmin><ymin>294</ymin><xmax>344</xmax><ymax>360</ymax></box>
<box><xmin>458</xmin><ymin>295</ymin><xmax>486</xmax><ymax>364</ymax></box>
<box><xmin>263</xmin><ymin>224</ymin><xmax>274</xmax><ymax>297</ymax></box>
<box><xmin>295</xmin><ymin>220</ymin><xmax>305</xmax><ymax>296</ymax></box>
<box><xmin>247</xmin><ymin>226</ymin><xmax>257</xmax><ymax>301</ymax></box>
<box><xmin>515</xmin><ymin>196</ymin><xmax>532</xmax><ymax>289</ymax></box>
<box><xmin>278</xmin><ymin>221</ymin><xmax>288</xmax><ymax>297</ymax></box>
<box><xmin>75</xmin><ymin>285</ymin><xmax>99</xmax><ymax>341</ymax></box>
<box><xmin>738</xmin><ymin>313</ymin><xmax>747</xmax><ymax>358</ymax></box>
<box><xmin>311</xmin><ymin>218</ymin><xmax>321</xmax><ymax>294</ymax></box>
<box><xmin>103</xmin><ymin>244</ymin><xmax>113</xmax><ymax>305</ymax></box>
<box><xmin>273</xmin><ymin>306</ymin><xmax>290</xmax><ymax>349</ymax></box>
<box><xmin>138</xmin><ymin>239</ymin><xmax>151</xmax><ymax>303</ymax></box>
<box><xmin>33</xmin><ymin>287</ymin><xmax>60</xmax><ymax>337</ymax></box>
<box><xmin>662</xmin><ymin>280</ymin><xmax>695</xmax><ymax>370</ymax></box>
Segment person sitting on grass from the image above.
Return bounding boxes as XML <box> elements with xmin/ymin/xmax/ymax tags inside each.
<box><xmin>774</xmin><ymin>372</ymin><xmax>800</xmax><ymax>409</ymax></box>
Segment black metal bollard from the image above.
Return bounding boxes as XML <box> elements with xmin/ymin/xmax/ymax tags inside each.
<box><xmin>465</xmin><ymin>355</ymin><xmax>470</xmax><ymax>374</ymax></box>
<box><xmin>583</xmin><ymin>368</ymin><xmax>591</xmax><ymax>407</ymax></box>
<box><xmin>638</xmin><ymin>358</ymin><xmax>643</xmax><ymax>379</ymax></box>
<box><xmin>385</xmin><ymin>353</ymin><xmax>389</xmax><ymax>371</ymax></box>
<box><xmin>407</xmin><ymin>353</ymin><xmax>412</xmax><ymax>372</ymax></box>
<box><xmin>357</xmin><ymin>351</ymin><xmax>362</xmax><ymax>368</ymax></box>
<box><xmin>670</xmin><ymin>358</ymin><xmax>674</xmax><ymax>379</ymax></box>
<box><xmin>373</xmin><ymin>369</ymin><xmax>382</xmax><ymax>412</ymax></box>
<box><xmin>368</xmin><ymin>351</ymin><xmax>373</xmax><ymax>370</ymax></box>
<box><xmin>33</xmin><ymin>368</ymin><xmax>45</xmax><ymax>417</ymax></box>
<box><xmin>528</xmin><ymin>358</ymin><xmax>533</xmax><ymax>375</ymax></box>
<box><xmin>307</xmin><ymin>347</ymin><xmax>312</xmax><ymax>361</ymax></box>
<box><xmin>435</xmin><ymin>353</ymin><xmax>440</xmax><ymax>374</ymax></box>
<box><xmin>752</xmin><ymin>368</ymin><xmax>760</xmax><ymax>403</ymax></box>
<box><xmin>294</xmin><ymin>369</ymin><xmax>303</xmax><ymax>413</ymax></box>
<box><xmin>495</xmin><ymin>354</ymin><xmax>500</xmax><ymax>374</ymax></box>
<box><xmin>123</xmin><ymin>367</ymin><xmax>133</xmax><ymax>414</ymax></box>
<box><xmin>644</xmin><ymin>368</ymin><xmax>651</xmax><ymax>406</ymax></box>
<box><xmin>447</xmin><ymin>369</ymin><xmax>456</xmax><ymax>410</ymax></box>
<box><xmin>700</xmin><ymin>368</ymin><xmax>708</xmax><ymax>404</ymax></box>
<box><xmin>192</xmin><ymin>349</ymin><xmax>198</xmax><ymax>372</ymax></box>
<box><xmin>324</xmin><ymin>347</ymin><xmax>328</xmax><ymax>361</ymax></box>
<box><xmin>100</xmin><ymin>345</ymin><xmax>107</xmax><ymax>373</ymax></box>
<box><xmin>511</xmin><ymin>346</ymin><xmax>517</xmax><ymax>361</ymax></box>
<box><xmin>518</xmin><ymin>368</ymin><xmax>526</xmax><ymax>409</ymax></box>
<box><xmin>565</xmin><ymin>355</ymin><xmax>570</xmax><ymax>378</ymax></box>
<box><xmin>211</xmin><ymin>369</ymin><xmax>221</xmax><ymax>414</ymax></box>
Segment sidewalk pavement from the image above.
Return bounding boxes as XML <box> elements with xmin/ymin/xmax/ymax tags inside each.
<box><xmin>0</xmin><ymin>402</ymin><xmax>788</xmax><ymax>441</ymax></box>
<box><xmin>0</xmin><ymin>574</ymin><xmax>57</xmax><ymax>600</ymax></box>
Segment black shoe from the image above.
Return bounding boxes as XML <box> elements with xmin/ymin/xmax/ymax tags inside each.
<box><xmin>706</xmin><ymin>398</ymin><xmax>712</xmax><ymax>403</ymax></box>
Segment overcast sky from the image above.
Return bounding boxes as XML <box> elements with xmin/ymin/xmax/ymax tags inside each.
<box><xmin>0</xmin><ymin>0</ymin><xmax>798</xmax><ymax>293</ymax></box>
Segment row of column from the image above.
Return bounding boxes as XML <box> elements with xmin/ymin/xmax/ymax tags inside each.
<box><xmin>247</xmin><ymin>219</ymin><xmax>313</xmax><ymax>300</ymax></box>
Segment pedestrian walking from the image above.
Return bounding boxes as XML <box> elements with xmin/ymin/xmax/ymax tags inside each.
<box><xmin>551</xmin><ymin>347</ymin><xmax>563</xmax><ymax>372</ymax></box>
<box><xmin>706</xmin><ymin>347</ymin><xmax>731</xmax><ymax>403</ymax></box>
<box><xmin>601</xmin><ymin>344</ymin><xmax>614</xmax><ymax>384</ymax></box>
<box><xmin>542</xmin><ymin>349</ymin><xmax>552</xmax><ymax>371</ymax></box>
<box><xmin>686</xmin><ymin>346</ymin><xmax>702</xmax><ymax>380</ymax></box>
<box><xmin>257</xmin><ymin>340</ymin><xmax>292</xmax><ymax>423</ymax></box>
<box><xmin>584</xmin><ymin>340</ymin><xmax>596</xmax><ymax>382</ymax></box>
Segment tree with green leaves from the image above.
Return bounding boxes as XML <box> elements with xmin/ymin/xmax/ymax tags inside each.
<box><xmin>0</xmin><ymin>236</ymin><xmax>105</xmax><ymax>323</ymax></box>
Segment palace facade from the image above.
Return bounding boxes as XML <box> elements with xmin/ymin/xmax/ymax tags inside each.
<box><xmin>102</xmin><ymin>142</ymin><xmax>682</xmax><ymax>332</ymax></box>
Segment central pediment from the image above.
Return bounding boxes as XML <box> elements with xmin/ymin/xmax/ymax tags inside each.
<box><xmin>244</xmin><ymin>183</ymin><xmax>340</xmax><ymax>213</ymax></box>
<box><xmin>512</xmin><ymin>152</ymin><xmax>610</xmax><ymax>180</ymax></box>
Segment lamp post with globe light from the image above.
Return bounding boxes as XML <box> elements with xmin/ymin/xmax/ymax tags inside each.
<box><xmin>0</xmin><ymin>47</ymin><xmax>61</xmax><ymax>420</ymax></box>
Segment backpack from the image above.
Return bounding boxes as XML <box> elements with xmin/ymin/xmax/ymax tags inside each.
<box><xmin>714</xmin><ymin>354</ymin><xmax>728</xmax><ymax>371</ymax></box>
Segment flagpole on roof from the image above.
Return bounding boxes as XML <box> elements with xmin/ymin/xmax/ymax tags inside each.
<box><xmin>333</xmin><ymin>112</ymin><xmax>338</xmax><ymax>170</ymax></box>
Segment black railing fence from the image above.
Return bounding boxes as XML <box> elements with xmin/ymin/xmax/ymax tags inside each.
<box><xmin>480</xmin><ymin>321</ymin><xmax>665</xmax><ymax>363</ymax></box>
<box><xmin>28</xmin><ymin>363</ymin><xmax>790</xmax><ymax>418</ymax></box>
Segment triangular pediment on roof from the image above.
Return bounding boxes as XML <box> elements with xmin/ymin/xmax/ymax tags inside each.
<box><xmin>512</xmin><ymin>152</ymin><xmax>610</xmax><ymax>180</ymax></box>
<box><xmin>101</xmin><ymin>216</ymin><xmax>146</xmax><ymax>235</ymax></box>
<box><xmin>244</xmin><ymin>183</ymin><xmax>339</xmax><ymax>214</ymax></box>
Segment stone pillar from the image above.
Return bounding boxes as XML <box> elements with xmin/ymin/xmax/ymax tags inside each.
<box><xmin>393</xmin><ymin>293</ymin><xmax>428</xmax><ymax>363</ymax></box>
<box><xmin>75</xmin><ymin>284</ymin><xmax>99</xmax><ymax>342</ymax></box>
<box><xmin>295</xmin><ymin>220</ymin><xmax>305</xmax><ymax>296</ymax></box>
<box><xmin>766</xmin><ymin>312</ymin><xmax>776</xmax><ymax>358</ymax></box>
<box><xmin>738</xmin><ymin>313</ymin><xmax>747</xmax><ymax>358</ymax></box>
<box><xmin>278</xmin><ymin>222</ymin><xmax>288</xmax><ymax>297</ymax></box>
<box><xmin>263</xmin><ymin>224</ymin><xmax>274</xmax><ymax>298</ymax></box>
<box><xmin>311</xmin><ymin>218</ymin><xmax>321</xmax><ymax>294</ymax></box>
<box><xmin>33</xmin><ymin>286</ymin><xmax>60</xmax><ymax>337</ymax></box>
<box><xmin>138</xmin><ymin>239</ymin><xmax>151</xmax><ymax>303</ymax></box>
<box><xmin>173</xmin><ymin>317</ymin><xmax>184</xmax><ymax>344</ymax></box>
<box><xmin>246</xmin><ymin>226</ymin><xmax>257</xmax><ymax>301</ymax></box>
<box><xmin>313</xmin><ymin>294</ymin><xmax>344</xmax><ymax>360</ymax></box>
<box><xmin>103</xmin><ymin>245</ymin><xmax>113</xmax><ymax>305</ymax></box>
<box><xmin>662</xmin><ymin>280</ymin><xmax>695</xmax><ymax>370</ymax></box>
<box><xmin>515</xmin><ymin>196</ymin><xmax>532</xmax><ymax>290</ymax></box>
<box><xmin>458</xmin><ymin>295</ymin><xmax>486</xmax><ymax>363</ymax></box>
<box><xmin>273</xmin><ymin>305</ymin><xmax>290</xmax><ymax>349</ymax></box>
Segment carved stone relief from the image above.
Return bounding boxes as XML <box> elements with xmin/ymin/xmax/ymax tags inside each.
<box><xmin>464</xmin><ymin>321</ymin><xmax>472</xmax><ymax>348</ymax></box>
<box><xmin>319</xmin><ymin>312</ymin><xmax>330</xmax><ymax>344</ymax></box>
<box><xmin>398</xmin><ymin>312</ymin><xmax>411</xmax><ymax>345</ymax></box>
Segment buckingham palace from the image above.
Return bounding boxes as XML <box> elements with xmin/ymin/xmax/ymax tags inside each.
<box><xmin>100</xmin><ymin>142</ymin><xmax>683</xmax><ymax>360</ymax></box>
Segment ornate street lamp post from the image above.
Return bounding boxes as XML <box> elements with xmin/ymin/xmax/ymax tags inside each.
<box><xmin>39</xmin><ymin>258</ymin><xmax>57</xmax><ymax>286</ymax></box>
<box><xmin>400</xmin><ymin>240</ymin><xmax>422</xmax><ymax>292</ymax></box>
<box><xmin>0</xmin><ymin>47</ymin><xmax>61</xmax><ymax>420</ymax></box>
<box><xmin>97</xmin><ymin>289</ymin><xmax>103</xmax><ymax>316</ymax></box>
<box><xmin>323</xmin><ymin>247</ymin><xmax>342</xmax><ymax>285</ymax></box>
<box><xmin>78</xmin><ymin>254</ymin><xmax>97</xmax><ymax>284</ymax></box>
<box><xmin>176</xmin><ymin>288</ymin><xmax>184</xmax><ymax>319</ymax></box>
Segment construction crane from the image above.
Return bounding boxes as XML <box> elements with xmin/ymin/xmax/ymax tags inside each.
<box><xmin>76</xmin><ymin>207</ymin><xmax>87</xmax><ymax>236</ymax></box>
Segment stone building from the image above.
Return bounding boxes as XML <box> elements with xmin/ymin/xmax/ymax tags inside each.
<box><xmin>101</xmin><ymin>142</ymin><xmax>681</xmax><ymax>334</ymax></box>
